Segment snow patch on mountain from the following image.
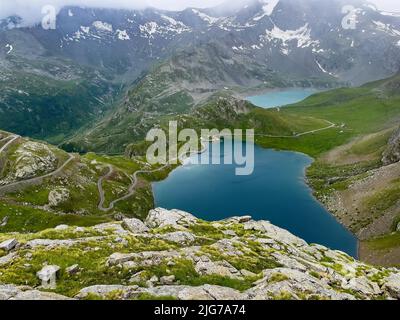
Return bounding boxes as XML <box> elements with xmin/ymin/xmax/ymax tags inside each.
<box><xmin>380</xmin><ymin>11</ymin><xmax>400</xmax><ymax>18</ymax></box>
<box><xmin>92</xmin><ymin>21</ymin><xmax>113</xmax><ymax>33</ymax></box>
<box><xmin>251</xmin><ymin>44</ymin><xmax>262</xmax><ymax>50</ymax></box>
<box><xmin>315</xmin><ymin>59</ymin><xmax>335</xmax><ymax>77</ymax></box>
<box><xmin>160</xmin><ymin>14</ymin><xmax>178</xmax><ymax>25</ymax></box>
<box><xmin>140</xmin><ymin>22</ymin><xmax>158</xmax><ymax>38</ymax></box>
<box><xmin>160</xmin><ymin>15</ymin><xmax>191</xmax><ymax>33</ymax></box>
<box><xmin>261</xmin><ymin>24</ymin><xmax>319</xmax><ymax>49</ymax></box>
<box><xmin>191</xmin><ymin>9</ymin><xmax>221</xmax><ymax>25</ymax></box>
<box><xmin>373</xmin><ymin>21</ymin><xmax>400</xmax><ymax>37</ymax></box>
<box><xmin>139</xmin><ymin>18</ymin><xmax>191</xmax><ymax>39</ymax></box>
<box><xmin>116</xmin><ymin>29</ymin><xmax>130</xmax><ymax>40</ymax></box>
<box><xmin>81</xmin><ymin>26</ymin><xmax>90</xmax><ymax>34</ymax></box>
<box><xmin>254</xmin><ymin>0</ymin><xmax>280</xmax><ymax>21</ymax></box>
<box><xmin>73</xmin><ymin>30</ymin><xmax>86</xmax><ymax>40</ymax></box>
<box><xmin>281</xmin><ymin>47</ymin><xmax>289</xmax><ymax>55</ymax></box>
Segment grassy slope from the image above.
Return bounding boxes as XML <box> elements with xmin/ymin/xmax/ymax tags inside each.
<box><xmin>65</xmin><ymin>40</ymin><xmax>342</xmax><ymax>154</ymax></box>
<box><xmin>0</xmin><ymin>136</ymin><xmax>175</xmax><ymax>233</ymax></box>
<box><xmin>254</xmin><ymin>84</ymin><xmax>400</xmax><ymax>156</ymax></box>
<box><xmin>2</xmin><ymin>73</ymin><xmax>400</xmax><ymax>265</ymax></box>
<box><xmin>261</xmin><ymin>75</ymin><xmax>400</xmax><ymax>265</ymax></box>
<box><xmin>126</xmin><ymin>76</ymin><xmax>400</xmax><ymax>266</ymax></box>
<box><xmin>0</xmin><ymin>54</ymin><xmax>119</xmax><ymax>145</ymax></box>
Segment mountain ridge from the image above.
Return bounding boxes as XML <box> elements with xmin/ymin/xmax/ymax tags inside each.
<box><xmin>0</xmin><ymin>207</ymin><xmax>400</xmax><ymax>300</ymax></box>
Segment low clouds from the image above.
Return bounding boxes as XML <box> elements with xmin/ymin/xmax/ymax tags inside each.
<box><xmin>0</xmin><ymin>0</ymin><xmax>226</xmax><ymax>25</ymax></box>
<box><xmin>0</xmin><ymin>0</ymin><xmax>399</xmax><ymax>26</ymax></box>
<box><xmin>371</xmin><ymin>0</ymin><xmax>400</xmax><ymax>12</ymax></box>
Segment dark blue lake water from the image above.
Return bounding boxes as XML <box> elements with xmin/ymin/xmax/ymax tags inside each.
<box><xmin>247</xmin><ymin>88</ymin><xmax>317</xmax><ymax>108</ymax></box>
<box><xmin>153</xmin><ymin>141</ymin><xmax>358</xmax><ymax>257</ymax></box>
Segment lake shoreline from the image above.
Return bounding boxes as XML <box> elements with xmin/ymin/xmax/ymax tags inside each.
<box><xmin>235</xmin><ymin>86</ymin><xmax>321</xmax><ymax>100</ymax></box>
<box><xmin>151</xmin><ymin>88</ymin><xmax>360</xmax><ymax>258</ymax></box>
<box><xmin>152</xmin><ymin>140</ymin><xmax>358</xmax><ymax>257</ymax></box>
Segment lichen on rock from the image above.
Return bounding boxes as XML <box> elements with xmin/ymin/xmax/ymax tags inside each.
<box><xmin>0</xmin><ymin>208</ymin><xmax>399</xmax><ymax>300</ymax></box>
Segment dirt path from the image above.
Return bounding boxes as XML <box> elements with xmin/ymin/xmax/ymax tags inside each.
<box><xmin>229</xmin><ymin>120</ymin><xmax>336</xmax><ymax>139</ymax></box>
<box><xmin>97</xmin><ymin>165</ymin><xmax>115</xmax><ymax>211</ymax></box>
<box><xmin>254</xmin><ymin>120</ymin><xmax>336</xmax><ymax>138</ymax></box>
<box><xmin>0</xmin><ymin>135</ymin><xmax>19</xmax><ymax>155</ymax></box>
<box><xmin>97</xmin><ymin>141</ymin><xmax>208</xmax><ymax>212</ymax></box>
<box><xmin>96</xmin><ymin>121</ymin><xmax>335</xmax><ymax>213</ymax></box>
<box><xmin>0</xmin><ymin>154</ymin><xmax>75</xmax><ymax>195</ymax></box>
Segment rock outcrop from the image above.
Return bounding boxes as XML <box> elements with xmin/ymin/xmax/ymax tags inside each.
<box><xmin>48</xmin><ymin>188</ymin><xmax>70</xmax><ymax>207</ymax></box>
<box><xmin>0</xmin><ymin>208</ymin><xmax>400</xmax><ymax>300</ymax></box>
<box><xmin>382</xmin><ymin>127</ymin><xmax>400</xmax><ymax>165</ymax></box>
<box><xmin>0</xmin><ymin>285</ymin><xmax>72</xmax><ymax>300</ymax></box>
<box><xmin>0</xmin><ymin>141</ymin><xmax>58</xmax><ymax>185</ymax></box>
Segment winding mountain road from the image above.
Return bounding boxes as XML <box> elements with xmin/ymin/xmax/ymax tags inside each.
<box><xmin>97</xmin><ymin>141</ymin><xmax>208</xmax><ymax>212</ymax></box>
<box><xmin>253</xmin><ymin>120</ymin><xmax>336</xmax><ymax>138</ymax></box>
<box><xmin>0</xmin><ymin>119</ymin><xmax>336</xmax><ymax>209</ymax></box>
<box><xmin>97</xmin><ymin>160</ymin><xmax>175</xmax><ymax>212</ymax></box>
<box><xmin>0</xmin><ymin>135</ymin><xmax>19</xmax><ymax>154</ymax></box>
<box><xmin>96</xmin><ymin>120</ymin><xmax>335</xmax><ymax>213</ymax></box>
<box><xmin>0</xmin><ymin>154</ymin><xmax>75</xmax><ymax>195</ymax></box>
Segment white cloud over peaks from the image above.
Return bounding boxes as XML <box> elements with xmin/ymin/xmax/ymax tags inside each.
<box><xmin>0</xmin><ymin>0</ymin><xmax>399</xmax><ymax>27</ymax></box>
<box><xmin>0</xmin><ymin>0</ymin><xmax>226</xmax><ymax>25</ymax></box>
<box><xmin>0</xmin><ymin>1</ymin><xmax>146</xmax><ymax>26</ymax></box>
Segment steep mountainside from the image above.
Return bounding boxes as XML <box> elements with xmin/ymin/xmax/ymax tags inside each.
<box><xmin>0</xmin><ymin>208</ymin><xmax>400</xmax><ymax>300</ymax></box>
<box><xmin>1</xmin><ymin>0</ymin><xmax>400</xmax><ymax>143</ymax></box>
<box><xmin>0</xmin><ymin>130</ymin><xmax>176</xmax><ymax>232</ymax></box>
<box><xmin>257</xmin><ymin>74</ymin><xmax>400</xmax><ymax>266</ymax></box>
<box><xmin>66</xmin><ymin>42</ymin><xmax>336</xmax><ymax>153</ymax></box>
<box><xmin>382</xmin><ymin>127</ymin><xmax>400</xmax><ymax>165</ymax></box>
<box><xmin>5</xmin><ymin>0</ymin><xmax>399</xmax><ymax>84</ymax></box>
<box><xmin>0</xmin><ymin>29</ymin><xmax>120</xmax><ymax>143</ymax></box>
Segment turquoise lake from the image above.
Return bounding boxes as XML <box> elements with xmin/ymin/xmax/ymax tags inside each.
<box><xmin>247</xmin><ymin>88</ymin><xmax>318</xmax><ymax>108</ymax></box>
<box><xmin>153</xmin><ymin>140</ymin><xmax>358</xmax><ymax>257</ymax></box>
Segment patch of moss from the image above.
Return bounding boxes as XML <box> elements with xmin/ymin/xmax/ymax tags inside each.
<box><xmin>133</xmin><ymin>293</ymin><xmax>177</xmax><ymax>300</ymax></box>
<box><xmin>268</xmin><ymin>272</ymin><xmax>289</xmax><ymax>284</ymax></box>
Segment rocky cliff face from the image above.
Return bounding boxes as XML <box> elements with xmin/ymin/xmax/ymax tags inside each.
<box><xmin>382</xmin><ymin>127</ymin><xmax>400</xmax><ymax>165</ymax></box>
<box><xmin>0</xmin><ymin>208</ymin><xmax>399</xmax><ymax>300</ymax></box>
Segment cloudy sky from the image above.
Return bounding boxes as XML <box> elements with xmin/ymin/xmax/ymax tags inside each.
<box><xmin>0</xmin><ymin>0</ymin><xmax>399</xmax><ymax>25</ymax></box>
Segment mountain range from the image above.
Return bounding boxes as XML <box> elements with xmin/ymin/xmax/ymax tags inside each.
<box><xmin>1</xmin><ymin>0</ymin><xmax>400</xmax><ymax>146</ymax></box>
<box><xmin>1</xmin><ymin>1</ymin><xmax>400</xmax><ymax>299</ymax></box>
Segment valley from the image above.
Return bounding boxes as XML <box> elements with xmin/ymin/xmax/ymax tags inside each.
<box><xmin>1</xmin><ymin>73</ymin><xmax>400</xmax><ymax>266</ymax></box>
<box><xmin>0</xmin><ymin>0</ymin><xmax>400</xmax><ymax>301</ymax></box>
<box><xmin>0</xmin><ymin>132</ymin><xmax>175</xmax><ymax>232</ymax></box>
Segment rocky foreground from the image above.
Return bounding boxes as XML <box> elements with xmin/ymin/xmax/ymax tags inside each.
<box><xmin>0</xmin><ymin>208</ymin><xmax>400</xmax><ymax>300</ymax></box>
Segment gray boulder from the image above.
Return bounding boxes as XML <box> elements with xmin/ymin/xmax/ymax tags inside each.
<box><xmin>342</xmin><ymin>276</ymin><xmax>382</xmax><ymax>296</ymax></box>
<box><xmin>0</xmin><ymin>252</ymin><xmax>17</xmax><ymax>266</ymax></box>
<box><xmin>48</xmin><ymin>188</ymin><xmax>70</xmax><ymax>207</ymax></box>
<box><xmin>76</xmin><ymin>285</ymin><xmax>138</xmax><ymax>299</ymax></box>
<box><xmin>195</xmin><ymin>257</ymin><xmax>243</xmax><ymax>280</ymax></box>
<box><xmin>145</xmin><ymin>208</ymin><xmax>197</xmax><ymax>228</ymax></box>
<box><xmin>0</xmin><ymin>238</ymin><xmax>18</xmax><ymax>251</ymax></box>
<box><xmin>159</xmin><ymin>231</ymin><xmax>196</xmax><ymax>245</ymax></box>
<box><xmin>122</xmin><ymin>218</ymin><xmax>149</xmax><ymax>233</ymax></box>
<box><xmin>66</xmin><ymin>264</ymin><xmax>80</xmax><ymax>275</ymax></box>
<box><xmin>12</xmin><ymin>290</ymin><xmax>73</xmax><ymax>300</ymax></box>
<box><xmin>160</xmin><ymin>275</ymin><xmax>176</xmax><ymax>285</ymax></box>
<box><xmin>77</xmin><ymin>284</ymin><xmax>243</xmax><ymax>300</ymax></box>
<box><xmin>0</xmin><ymin>285</ymin><xmax>20</xmax><ymax>300</ymax></box>
<box><xmin>383</xmin><ymin>273</ymin><xmax>400</xmax><ymax>299</ymax></box>
<box><xmin>0</xmin><ymin>285</ymin><xmax>72</xmax><ymax>300</ymax></box>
